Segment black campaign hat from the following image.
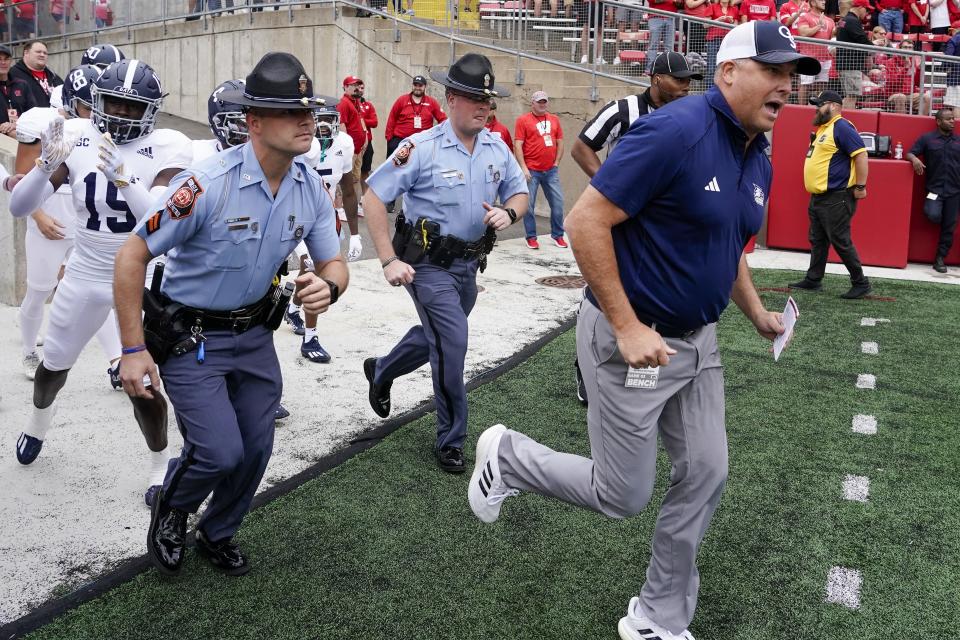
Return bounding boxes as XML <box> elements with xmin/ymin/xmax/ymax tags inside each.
<box><xmin>219</xmin><ymin>52</ymin><xmax>334</xmax><ymax>109</ymax></box>
<box><xmin>429</xmin><ymin>53</ymin><xmax>510</xmax><ymax>98</ymax></box>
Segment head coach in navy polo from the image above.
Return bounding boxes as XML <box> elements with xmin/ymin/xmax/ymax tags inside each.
<box><xmin>361</xmin><ymin>53</ymin><xmax>528</xmax><ymax>474</ymax></box>
<box><xmin>467</xmin><ymin>22</ymin><xmax>817</xmax><ymax>640</ymax></box>
<box><xmin>113</xmin><ymin>52</ymin><xmax>347</xmax><ymax>577</ymax></box>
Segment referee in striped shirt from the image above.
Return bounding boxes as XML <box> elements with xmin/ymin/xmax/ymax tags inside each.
<box><xmin>572</xmin><ymin>52</ymin><xmax>702</xmax><ymax>177</ymax></box>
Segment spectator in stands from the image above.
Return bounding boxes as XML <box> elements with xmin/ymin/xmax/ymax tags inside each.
<box><xmin>0</xmin><ymin>44</ymin><xmax>34</xmax><ymax>138</ymax></box>
<box><xmin>705</xmin><ymin>0</ymin><xmax>740</xmax><ymax>85</ymax></box>
<box><xmin>780</xmin><ymin>0</ymin><xmax>810</xmax><ymax>33</ymax></box>
<box><xmin>534</xmin><ymin>0</ymin><xmax>561</xmax><ymax>18</ymax></box>
<box><xmin>795</xmin><ymin>0</ymin><xmax>835</xmax><ymax>106</ymax></box>
<box><xmin>878</xmin><ymin>0</ymin><xmax>905</xmax><ymax>33</ymax></box>
<box><xmin>577</xmin><ymin>0</ymin><xmax>611</xmax><ymax>64</ymax></box>
<box><xmin>684</xmin><ymin>0</ymin><xmax>711</xmax><ymax>57</ymax></box>
<box><xmin>907</xmin><ymin>0</ymin><xmax>930</xmax><ymax>33</ymax></box>
<box><xmin>357</xmin><ymin>81</ymin><xmax>379</xmax><ymax>198</ymax></box>
<box><xmin>93</xmin><ymin>0</ymin><xmax>112</xmax><ymax>28</ymax></box>
<box><xmin>338</xmin><ymin>75</ymin><xmax>368</xmax><ymax>261</ymax></box>
<box><xmin>740</xmin><ymin>0</ymin><xmax>779</xmax><ymax>23</ymax></box>
<box><xmin>837</xmin><ymin>0</ymin><xmax>873</xmax><ymax>109</ymax></box>
<box><xmin>644</xmin><ymin>0</ymin><xmax>681</xmax><ymax>73</ymax></box>
<box><xmin>930</xmin><ymin>0</ymin><xmax>952</xmax><ymax>43</ymax></box>
<box><xmin>613</xmin><ymin>0</ymin><xmax>643</xmax><ymax>55</ymax></box>
<box><xmin>573</xmin><ymin>52</ymin><xmax>701</xmax><ymax>176</ymax></box>
<box><xmin>514</xmin><ymin>90</ymin><xmax>566</xmax><ymax>248</ymax></box>
<box><xmin>944</xmin><ymin>26</ymin><xmax>960</xmax><ymax>108</ymax></box>
<box><xmin>50</xmin><ymin>1</ymin><xmax>80</xmax><ymax>36</ymax></box>
<box><xmin>12</xmin><ymin>0</ymin><xmax>36</xmax><ymax>40</ymax></box>
<box><xmin>393</xmin><ymin>0</ymin><xmax>414</xmax><ymax>15</ymax></box>
<box><xmin>885</xmin><ymin>39</ymin><xmax>933</xmax><ymax>112</ymax></box>
<box><xmin>384</xmin><ymin>75</ymin><xmax>446</xmax><ymax>159</ymax></box>
<box><xmin>790</xmin><ymin>89</ymin><xmax>872</xmax><ymax>299</ymax></box>
<box><xmin>907</xmin><ymin>107</ymin><xmax>960</xmax><ymax>272</ymax></box>
<box><xmin>485</xmin><ymin>100</ymin><xmax>513</xmax><ymax>150</ymax></box>
<box><xmin>10</xmin><ymin>42</ymin><xmax>61</xmax><ymax>110</ymax></box>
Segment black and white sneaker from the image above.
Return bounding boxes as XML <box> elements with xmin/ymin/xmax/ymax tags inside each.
<box><xmin>468</xmin><ymin>424</ymin><xmax>518</xmax><ymax>523</ymax></box>
<box><xmin>617</xmin><ymin>597</ymin><xmax>696</xmax><ymax>640</ymax></box>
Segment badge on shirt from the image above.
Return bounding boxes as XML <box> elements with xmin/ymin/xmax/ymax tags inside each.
<box><xmin>413</xmin><ymin>115</ymin><xmax>422</xmax><ymax>129</ymax></box>
<box><xmin>6</xmin><ymin>108</ymin><xmax>18</xmax><ymax>123</ymax></box>
<box><xmin>393</xmin><ymin>140</ymin><xmax>416</xmax><ymax>167</ymax></box>
<box><xmin>294</xmin><ymin>225</ymin><xmax>304</xmax><ymax>239</ymax></box>
<box><xmin>165</xmin><ymin>176</ymin><xmax>204</xmax><ymax>220</ymax></box>
<box><xmin>543</xmin><ymin>134</ymin><xmax>553</xmax><ymax>147</ymax></box>
<box><xmin>625</xmin><ymin>366</ymin><xmax>660</xmax><ymax>389</ymax></box>
<box><xmin>145</xmin><ymin>211</ymin><xmax>162</xmax><ymax>235</ymax></box>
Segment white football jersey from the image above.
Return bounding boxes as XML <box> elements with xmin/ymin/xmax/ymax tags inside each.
<box><xmin>16</xmin><ymin>107</ymin><xmax>77</xmax><ymax>239</ymax></box>
<box><xmin>62</xmin><ymin>118</ymin><xmax>192</xmax><ymax>281</ymax></box>
<box><xmin>301</xmin><ymin>132</ymin><xmax>353</xmax><ymax>193</ymax></box>
<box><xmin>191</xmin><ymin>138</ymin><xmax>224</xmax><ymax>164</ymax></box>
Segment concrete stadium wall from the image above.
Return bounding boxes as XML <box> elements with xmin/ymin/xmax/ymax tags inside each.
<box><xmin>1</xmin><ymin>7</ymin><xmax>629</xmax><ymax>304</ymax></box>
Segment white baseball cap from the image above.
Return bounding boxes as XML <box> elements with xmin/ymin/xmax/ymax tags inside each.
<box><xmin>716</xmin><ymin>21</ymin><xmax>821</xmax><ymax>76</ymax></box>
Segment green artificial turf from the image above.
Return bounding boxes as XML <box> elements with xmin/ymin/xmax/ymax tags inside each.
<box><xmin>25</xmin><ymin>270</ymin><xmax>960</xmax><ymax>640</ymax></box>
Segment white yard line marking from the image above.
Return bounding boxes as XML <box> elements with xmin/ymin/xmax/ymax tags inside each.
<box><xmin>825</xmin><ymin>567</ymin><xmax>863</xmax><ymax>609</ymax></box>
<box><xmin>842</xmin><ymin>475</ymin><xmax>870</xmax><ymax>502</ymax></box>
<box><xmin>856</xmin><ymin>374</ymin><xmax>876</xmax><ymax>389</ymax></box>
<box><xmin>852</xmin><ymin>415</ymin><xmax>877</xmax><ymax>435</ymax></box>
<box><xmin>861</xmin><ymin>341</ymin><xmax>878</xmax><ymax>355</ymax></box>
<box><xmin>860</xmin><ymin>317</ymin><xmax>891</xmax><ymax>326</ymax></box>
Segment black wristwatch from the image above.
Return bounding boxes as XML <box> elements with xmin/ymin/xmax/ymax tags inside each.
<box><xmin>853</xmin><ymin>184</ymin><xmax>866</xmax><ymax>191</ymax></box>
<box><xmin>505</xmin><ymin>208</ymin><xmax>518</xmax><ymax>223</ymax></box>
<box><xmin>323</xmin><ymin>279</ymin><xmax>340</xmax><ymax>304</ymax></box>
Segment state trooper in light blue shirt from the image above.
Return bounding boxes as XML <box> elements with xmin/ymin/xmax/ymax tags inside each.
<box><xmin>113</xmin><ymin>53</ymin><xmax>348</xmax><ymax>577</ymax></box>
<box><xmin>361</xmin><ymin>53</ymin><xmax>529</xmax><ymax>474</ymax></box>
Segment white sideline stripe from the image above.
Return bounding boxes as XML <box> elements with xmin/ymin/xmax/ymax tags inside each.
<box><xmin>861</xmin><ymin>341</ymin><xmax>879</xmax><ymax>355</ymax></box>
<box><xmin>856</xmin><ymin>374</ymin><xmax>876</xmax><ymax>389</ymax></box>
<box><xmin>852</xmin><ymin>414</ymin><xmax>877</xmax><ymax>435</ymax></box>
<box><xmin>860</xmin><ymin>317</ymin><xmax>891</xmax><ymax>326</ymax></box>
<box><xmin>842</xmin><ymin>475</ymin><xmax>870</xmax><ymax>502</ymax></box>
<box><xmin>825</xmin><ymin>567</ymin><xmax>863</xmax><ymax>609</ymax></box>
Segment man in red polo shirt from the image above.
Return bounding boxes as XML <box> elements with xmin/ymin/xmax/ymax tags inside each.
<box><xmin>383</xmin><ymin>74</ymin><xmax>446</xmax><ymax>159</ymax></box>
<box><xmin>514</xmin><ymin>90</ymin><xmax>566</xmax><ymax>249</ymax></box>
<box><xmin>485</xmin><ymin>100</ymin><xmax>513</xmax><ymax>151</ymax></box>
<box><xmin>338</xmin><ymin>75</ymin><xmax>368</xmax><ymax>261</ymax></box>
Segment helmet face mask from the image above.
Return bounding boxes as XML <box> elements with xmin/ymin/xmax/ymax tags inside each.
<box><xmin>90</xmin><ymin>60</ymin><xmax>164</xmax><ymax>145</ymax></box>
<box><xmin>314</xmin><ymin>106</ymin><xmax>340</xmax><ymax>145</ymax></box>
<box><xmin>208</xmin><ymin>80</ymin><xmax>248</xmax><ymax>148</ymax></box>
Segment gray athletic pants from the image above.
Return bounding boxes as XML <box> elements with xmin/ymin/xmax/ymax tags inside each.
<box><xmin>498</xmin><ymin>298</ymin><xmax>728</xmax><ymax>634</ymax></box>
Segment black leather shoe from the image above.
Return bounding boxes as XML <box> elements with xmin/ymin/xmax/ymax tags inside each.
<box><xmin>934</xmin><ymin>257</ymin><xmax>947</xmax><ymax>273</ymax></box>
<box><xmin>788</xmin><ymin>278</ymin><xmax>823</xmax><ymax>291</ymax></box>
<box><xmin>147</xmin><ymin>491</ymin><xmax>188</xmax><ymax>576</ymax></box>
<box><xmin>196</xmin><ymin>529</ymin><xmax>251</xmax><ymax>576</ymax></box>
<box><xmin>840</xmin><ymin>282</ymin><xmax>872</xmax><ymax>299</ymax></box>
<box><xmin>435</xmin><ymin>446</ymin><xmax>466</xmax><ymax>474</ymax></box>
<box><xmin>364</xmin><ymin>357</ymin><xmax>391</xmax><ymax>418</ymax></box>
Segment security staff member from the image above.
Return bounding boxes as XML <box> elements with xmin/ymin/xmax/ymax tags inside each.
<box><xmin>361</xmin><ymin>53</ymin><xmax>528</xmax><ymax>473</ymax></box>
<box><xmin>468</xmin><ymin>22</ymin><xmax>810</xmax><ymax>640</ymax></box>
<box><xmin>114</xmin><ymin>52</ymin><xmax>347</xmax><ymax>577</ymax></box>
<box><xmin>789</xmin><ymin>89</ymin><xmax>871</xmax><ymax>299</ymax></box>
<box><xmin>384</xmin><ymin>74</ymin><xmax>448</xmax><ymax>159</ymax></box>
<box><xmin>906</xmin><ymin>107</ymin><xmax>960</xmax><ymax>273</ymax></box>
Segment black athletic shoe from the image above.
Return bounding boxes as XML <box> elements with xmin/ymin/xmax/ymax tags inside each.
<box><xmin>274</xmin><ymin>404</ymin><xmax>290</xmax><ymax>421</ymax></box>
<box><xmin>840</xmin><ymin>283</ymin><xmax>872</xmax><ymax>299</ymax></box>
<box><xmin>363</xmin><ymin>357</ymin><xmax>392</xmax><ymax>418</ymax></box>
<box><xmin>196</xmin><ymin>529</ymin><xmax>251</xmax><ymax>576</ymax></box>
<box><xmin>147</xmin><ymin>491</ymin><xmax>188</xmax><ymax>576</ymax></box>
<box><xmin>435</xmin><ymin>446</ymin><xmax>466</xmax><ymax>474</ymax></box>
<box><xmin>788</xmin><ymin>278</ymin><xmax>823</xmax><ymax>291</ymax></box>
<box><xmin>934</xmin><ymin>257</ymin><xmax>947</xmax><ymax>273</ymax></box>
<box><xmin>574</xmin><ymin>360</ymin><xmax>588</xmax><ymax>407</ymax></box>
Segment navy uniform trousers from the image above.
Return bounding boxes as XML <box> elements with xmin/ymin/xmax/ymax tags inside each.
<box><xmin>159</xmin><ymin>325</ymin><xmax>281</xmax><ymax>542</ymax></box>
<box><xmin>372</xmin><ymin>257</ymin><xmax>479</xmax><ymax>450</ymax></box>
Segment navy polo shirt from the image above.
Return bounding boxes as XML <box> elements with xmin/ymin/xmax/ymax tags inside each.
<box><xmin>590</xmin><ymin>86</ymin><xmax>768</xmax><ymax>330</ymax></box>
<box><xmin>909</xmin><ymin>130</ymin><xmax>960</xmax><ymax>198</ymax></box>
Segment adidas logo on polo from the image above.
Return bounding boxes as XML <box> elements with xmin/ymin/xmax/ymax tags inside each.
<box><xmin>704</xmin><ymin>177</ymin><xmax>720</xmax><ymax>192</ymax></box>
<box><xmin>137</xmin><ymin>146</ymin><xmax>154</xmax><ymax>159</ymax></box>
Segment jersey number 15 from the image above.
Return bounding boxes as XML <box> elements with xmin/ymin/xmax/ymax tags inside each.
<box><xmin>83</xmin><ymin>172</ymin><xmax>136</xmax><ymax>232</ymax></box>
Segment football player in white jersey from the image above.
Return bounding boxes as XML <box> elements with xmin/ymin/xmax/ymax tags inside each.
<box><xmin>9</xmin><ymin>59</ymin><xmax>192</xmax><ymax>507</ymax></box>
<box><xmin>15</xmin><ymin>64</ymin><xmax>125</xmax><ymax>384</ymax></box>
<box><xmin>47</xmin><ymin>44</ymin><xmax>125</xmax><ymax>113</ymax></box>
<box><xmin>285</xmin><ymin>104</ymin><xmax>353</xmax><ymax>364</ymax></box>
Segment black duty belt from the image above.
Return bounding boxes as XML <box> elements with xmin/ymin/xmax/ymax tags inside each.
<box><xmin>173</xmin><ymin>296</ymin><xmax>272</xmax><ymax>334</ymax></box>
<box><xmin>585</xmin><ymin>289</ymin><xmax>700</xmax><ymax>339</ymax></box>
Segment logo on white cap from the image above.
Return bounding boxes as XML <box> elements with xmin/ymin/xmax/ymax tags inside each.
<box><xmin>778</xmin><ymin>25</ymin><xmax>798</xmax><ymax>50</ymax></box>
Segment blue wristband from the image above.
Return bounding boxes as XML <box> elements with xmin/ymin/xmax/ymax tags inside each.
<box><xmin>122</xmin><ymin>344</ymin><xmax>147</xmax><ymax>355</ymax></box>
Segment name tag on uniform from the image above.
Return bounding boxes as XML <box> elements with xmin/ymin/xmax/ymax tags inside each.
<box><xmin>625</xmin><ymin>366</ymin><xmax>660</xmax><ymax>389</ymax></box>
<box><xmin>413</xmin><ymin>115</ymin><xmax>422</xmax><ymax>129</ymax></box>
<box><xmin>543</xmin><ymin>134</ymin><xmax>553</xmax><ymax>147</ymax></box>
<box><xmin>7</xmin><ymin>109</ymin><xmax>18</xmax><ymax>123</ymax></box>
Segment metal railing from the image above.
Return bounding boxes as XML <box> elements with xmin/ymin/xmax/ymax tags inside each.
<box><xmin>3</xmin><ymin>0</ymin><xmax>958</xmax><ymax>111</ymax></box>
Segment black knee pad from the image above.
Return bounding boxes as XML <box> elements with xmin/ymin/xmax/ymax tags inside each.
<box><xmin>33</xmin><ymin>364</ymin><xmax>70</xmax><ymax>409</ymax></box>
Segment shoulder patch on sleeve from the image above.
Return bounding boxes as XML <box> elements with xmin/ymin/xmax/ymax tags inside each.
<box><xmin>146</xmin><ymin>210</ymin><xmax>163</xmax><ymax>234</ymax></box>
<box><xmin>393</xmin><ymin>140</ymin><xmax>415</xmax><ymax>167</ymax></box>
<box><xmin>165</xmin><ymin>176</ymin><xmax>204</xmax><ymax>220</ymax></box>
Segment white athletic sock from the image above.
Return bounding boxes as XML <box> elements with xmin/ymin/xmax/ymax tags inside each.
<box><xmin>287</xmin><ymin>300</ymin><xmax>300</xmax><ymax>314</ymax></box>
<box><xmin>304</xmin><ymin>327</ymin><xmax>318</xmax><ymax>342</ymax></box>
<box><xmin>149</xmin><ymin>447</ymin><xmax>171</xmax><ymax>486</ymax></box>
<box><xmin>24</xmin><ymin>403</ymin><xmax>57</xmax><ymax>441</ymax></box>
<box><xmin>19</xmin><ymin>287</ymin><xmax>51</xmax><ymax>358</ymax></box>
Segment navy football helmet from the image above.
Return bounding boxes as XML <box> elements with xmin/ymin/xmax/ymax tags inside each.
<box><xmin>61</xmin><ymin>65</ymin><xmax>102</xmax><ymax>118</ymax></box>
<box><xmin>208</xmin><ymin>79</ymin><xmax>248</xmax><ymax>148</ymax></box>
<box><xmin>80</xmin><ymin>44</ymin><xmax>125</xmax><ymax>70</ymax></box>
<box><xmin>90</xmin><ymin>59</ymin><xmax>166</xmax><ymax>145</ymax></box>
<box><xmin>314</xmin><ymin>104</ymin><xmax>340</xmax><ymax>146</ymax></box>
